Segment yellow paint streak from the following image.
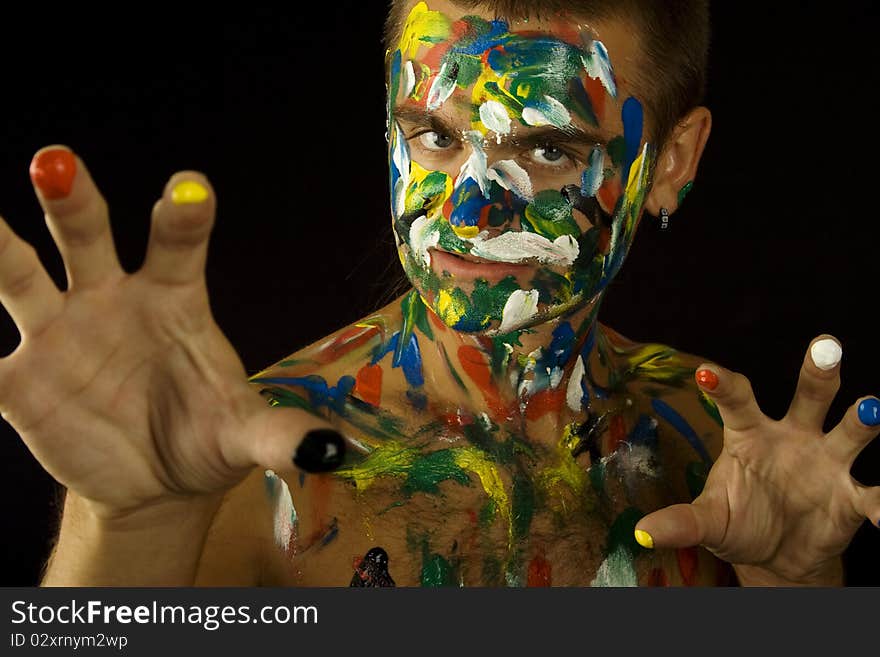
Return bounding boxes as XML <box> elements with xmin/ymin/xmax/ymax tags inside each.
<box><xmin>452</xmin><ymin>447</ymin><xmax>512</xmax><ymax>542</ymax></box>
<box><xmin>334</xmin><ymin>441</ymin><xmax>417</xmax><ymax>492</ymax></box>
<box><xmin>437</xmin><ymin>289</ymin><xmax>465</xmax><ymax>326</ymax></box>
<box><xmin>398</xmin><ymin>1</ymin><xmax>451</xmax><ymax>59</ymax></box>
<box><xmin>452</xmin><ymin>224</ymin><xmax>480</xmax><ymax>238</ymax></box>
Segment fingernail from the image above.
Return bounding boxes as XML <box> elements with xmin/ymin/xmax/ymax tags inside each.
<box><xmin>293</xmin><ymin>429</ymin><xmax>346</xmax><ymax>473</ymax></box>
<box><xmin>695</xmin><ymin>368</ymin><xmax>719</xmax><ymax>391</ymax></box>
<box><xmin>677</xmin><ymin>181</ymin><xmax>694</xmax><ymax>205</ymax></box>
<box><xmin>29</xmin><ymin>148</ymin><xmax>77</xmax><ymax>200</ymax></box>
<box><xmin>171</xmin><ymin>180</ymin><xmax>209</xmax><ymax>205</ymax></box>
<box><xmin>634</xmin><ymin>529</ymin><xmax>654</xmax><ymax>549</ymax></box>
<box><xmin>810</xmin><ymin>338</ymin><xmax>842</xmax><ymax>371</ymax></box>
<box><xmin>857</xmin><ymin>398</ymin><xmax>880</xmax><ymax>427</ymax></box>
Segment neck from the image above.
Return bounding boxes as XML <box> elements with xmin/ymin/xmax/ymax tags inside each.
<box><xmin>400</xmin><ymin>289</ymin><xmax>612</xmax><ymax>422</ymax></box>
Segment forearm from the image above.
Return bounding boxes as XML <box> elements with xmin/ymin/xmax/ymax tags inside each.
<box><xmin>733</xmin><ymin>558</ymin><xmax>844</xmax><ymax>587</ymax></box>
<box><xmin>41</xmin><ymin>490</ymin><xmax>224</xmax><ymax>587</ymax></box>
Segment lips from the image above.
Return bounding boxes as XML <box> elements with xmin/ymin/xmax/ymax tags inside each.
<box><xmin>429</xmin><ymin>248</ymin><xmax>533</xmax><ymax>283</ymax></box>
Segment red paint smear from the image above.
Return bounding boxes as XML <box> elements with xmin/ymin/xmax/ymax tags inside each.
<box><xmin>648</xmin><ymin>568</ymin><xmax>669</xmax><ymax>587</ymax></box>
<box><xmin>677</xmin><ymin>547</ymin><xmax>699</xmax><ymax>586</ymax></box>
<box><xmin>608</xmin><ymin>414</ymin><xmax>627</xmax><ymax>452</ymax></box>
<box><xmin>458</xmin><ymin>345</ymin><xmax>507</xmax><ymax>418</ymax></box>
<box><xmin>583</xmin><ymin>74</ymin><xmax>607</xmax><ymax>123</ymax></box>
<box><xmin>316</xmin><ymin>325</ymin><xmax>380</xmax><ymax>364</ymax></box>
<box><xmin>527</xmin><ymin>554</ymin><xmax>552</xmax><ymax>587</ymax></box>
<box><xmin>597</xmin><ymin>226</ymin><xmax>611</xmax><ymax>254</ymax></box>
<box><xmin>421</xmin><ymin>40</ymin><xmax>453</xmax><ymax>73</ymax></box>
<box><xmin>355</xmin><ymin>363</ymin><xmax>383</xmax><ymax>407</ymax></box>
<box><xmin>524</xmin><ymin>388</ymin><xmax>565</xmax><ymax>421</ymax></box>
<box><xmin>597</xmin><ymin>179</ymin><xmax>621</xmax><ymax>214</ymax></box>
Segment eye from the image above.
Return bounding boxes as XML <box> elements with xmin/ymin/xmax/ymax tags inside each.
<box><xmin>417</xmin><ymin>130</ymin><xmax>455</xmax><ymax>151</ymax></box>
<box><xmin>529</xmin><ymin>145</ymin><xmax>572</xmax><ymax>167</ymax></box>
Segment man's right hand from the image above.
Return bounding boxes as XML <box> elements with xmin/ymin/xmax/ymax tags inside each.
<box><xmin>0</xmin><ymin>146</ymin><xmax>341</xmax><ymax>526</ymax></box>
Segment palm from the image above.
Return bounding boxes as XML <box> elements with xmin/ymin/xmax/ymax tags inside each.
<box><xmin>0</xmin><ymin>147</ymin><xmax>330</xmax><ymax>519</ymax></box>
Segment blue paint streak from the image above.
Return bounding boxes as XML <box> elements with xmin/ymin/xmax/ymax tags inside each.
<box><xmin>580</xmin><ymin>147</ymin><xmax>604</xmax><ymax>198</ymax></box>
<box><xmin>650</xmin><ymin>398</ymin><xmax>712</xmax><ymax>466</ymax></box>
<box><xmin>627</xmin><ymin>414</ymin><xmax>659</xmax><ymax>448</ymax></box>
<box><xmin>621</xmin><ymin>97</ymin><xmax>643</xmax><ymax>189</ymax></box>
<box><xmin>251</xmin><ymin>375</ymin><xmax>355</xmax><ymax>415</ymax></box>
<box><xmin>372</xmin><ymin>331</ymin><xmax>425</xmax><ymax>388</ymax></box>
<box><xmin>319</xmin><ymin>518</ymin><xmax>339</xmax><ymax>548</ymax></box>
<box><xmin>451</xmin><ymin>19</ymin><xmax>509</xmax><ymax>56</ymax></box>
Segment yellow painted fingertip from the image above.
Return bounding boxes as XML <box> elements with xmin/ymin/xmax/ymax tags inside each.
<box><xmin>634</xmin><ymin>529</ymin><xmax>654</xmax><ymax>549</ymax></box>
<box><xmin>171</xmin><ymin>180</ymin><xmax>209</xmax><ymax>205</ymax></box>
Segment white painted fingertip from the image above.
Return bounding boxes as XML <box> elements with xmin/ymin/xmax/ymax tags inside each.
<box><xmin>810</xmin><ymin>338</ymin><xmax>842</xmax><ymax>371</ymax></box>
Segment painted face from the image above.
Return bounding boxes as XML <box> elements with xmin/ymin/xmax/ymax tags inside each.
<box><xmin>388</xmin><ymin>1</ymin><xmax>654</xmax><ymax>335</ymax></box>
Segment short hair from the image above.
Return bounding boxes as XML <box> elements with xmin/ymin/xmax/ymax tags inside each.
<box><xmin>384</xmin><ymin>0</ymin><xmax>710</xmax><ymax>145</ymax></box>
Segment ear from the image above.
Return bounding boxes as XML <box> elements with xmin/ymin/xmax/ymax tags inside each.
<box><xmin>644</xmin><ymin>106</ymin><xmax>712</xmax><ymax>216</ymax></box>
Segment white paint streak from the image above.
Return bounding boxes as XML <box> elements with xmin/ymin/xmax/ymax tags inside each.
<box><xmin>499</xmin><ymin>289</ymin><xmax>540</xmax><ymax>333</ymax></box>
<box><xmin>479</xmin><ymin>100</ymin><xmax>511</xmax><ymax>141</ymax></box>
<box><xmin>409</xmin><ymin>214</ymin><xmax>439</xmax><ymax>266</ymax></box>
<box><xmin>454</xmin><ymin>131</ymin><xmax>490</xmax><ymax>198</ymax></box>
<box><xmin>264</xmin><ymin>469</ymin><xmax>296</xmax><ymax>553</ymax></box>
<box><xmin>522</xmin><ymin>96</ymin><xmax>571</xmax><ymax>128</ymax></box>
<box><xmin>487</xmin><ymin>160</ymin><xmax>534</xmax><ymax>201</ymax></box>
<box><xmin>426</xmin><ymin>61</ymin><xmax>457</xmax><ymax>110</ymax></box>
<box><xmin>566</xmin><ymin>355</ymin><xmax>586</xmax><ymax>411</ymax></box>
<box><xmin>811</xmin><ymin>338</ymin><xmax>842</xmax><ymax>370</ymax></box>
<box><xmin>402</xmin><ymin>60</ymin><xmax>416</xmax><ymax>98</ymax></box>
<box><xmin>521</xmin><ymin>107</ymin><xmax>549</xmax><ymax>127</ymax></box>
<box><xmin>391</xmin><ymin>122</ymin><xmax>411</xmax><ymax>220</ymax></box>
<box><xmin>583</xmin><ymin>39</ymin><xmax>617</xmax><ymax>98</ymax></box>
<box><xmin>467</xmin><ymin>231</ymin><xmax>580</xmax><ymax>266</ymax></box>
<box><xmin>591</xmin><ymin>545</ymin><xmax>638</xmax><ymax>587</ymax></box>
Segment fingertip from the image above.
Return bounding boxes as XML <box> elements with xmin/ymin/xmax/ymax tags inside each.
<box><xmin>164</xmin><ymin>171</ymin><xmax>214</xmax><ymax>204</ymax></box>
<box><xmin>856</xmin><ymin>397</ymin><xmax>880</xmax><ymax>428</ymax></box>
<box><xmin>29</xmin><ymin>146</ymin><xmax>78</xmax><ymax>200</ymax></box>
<box><xmin>695</xmin><ymin>364</ymin><xmax>720</xmax><ymax>391</ymax></box>
<box><xmin>634</xmin><ymin>528</ymin><xmax>654</xmax><ymax>550</ymax></box>
<box><xmin>809</xmin><ymin>335</ymin><xmax>842</xmax><ymax>372</ymax></box>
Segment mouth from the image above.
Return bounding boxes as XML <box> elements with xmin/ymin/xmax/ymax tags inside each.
<box><xmin>429</xmin><ymin>248</ymin><xmax>534</xmax><ymax>283</ymax></box>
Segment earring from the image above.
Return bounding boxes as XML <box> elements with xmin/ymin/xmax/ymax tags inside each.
<box><xmin>660</xmin><ymin>207</ymin><xmax>670</xmax><ymax>230</ymax></box>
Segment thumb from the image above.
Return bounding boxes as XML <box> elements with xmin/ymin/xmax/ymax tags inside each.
<box><xmin>634</xmin><ymin>503</ymin><xmax>713</xmax><ymax>550</ymax></box>
<box><xmin>225</xmin><ymin>405</ymin><xmax>349</xmax><ymax>475</ymax></box>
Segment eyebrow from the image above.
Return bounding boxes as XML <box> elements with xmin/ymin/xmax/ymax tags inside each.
<box><xmin>392</xmin><ymin>105</ymin><xmax>610</xmax><ymax>148</ymax></box>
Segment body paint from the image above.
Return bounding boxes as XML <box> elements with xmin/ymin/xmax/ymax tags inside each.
<box><xmin>350</xmin><ymin>547</ymin><xmax>396</xmax><ymax>587</ymax></box>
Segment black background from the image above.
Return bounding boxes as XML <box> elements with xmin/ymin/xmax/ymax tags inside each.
<box><xmin>1</xmin><ymin>3</ymin><xmax>877</xmax><ymax>585</ymax></box>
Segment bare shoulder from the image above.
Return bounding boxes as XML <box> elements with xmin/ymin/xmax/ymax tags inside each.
<box><xmin>599</xmin><ymin>323</ymin><xmax>725</xmax><ymax>497</ymax></box>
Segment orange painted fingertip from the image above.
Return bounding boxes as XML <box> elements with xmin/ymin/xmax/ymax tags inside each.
<box><xmin>695</xmin><ymin>368</ymin><xmax>719</xmax><ymax>391</ymax></box>
<box><xmin>29</xmin><ymin>148</ymin><xmax>77</xmax><ymax>200</ymax></box>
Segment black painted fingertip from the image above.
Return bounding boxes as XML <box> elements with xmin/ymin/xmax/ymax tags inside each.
<box><xmin>293</xmin><ymin>429</ymin><xmax>346</xmax><ymax>473</ymax></box>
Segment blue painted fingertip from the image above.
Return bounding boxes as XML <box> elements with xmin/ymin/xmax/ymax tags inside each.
<box><xmin>857</xmin><ymin>398</ymin><xmax>880</xmax><ymax>427</ymax></box>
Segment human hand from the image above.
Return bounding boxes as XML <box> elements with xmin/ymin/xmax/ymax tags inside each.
<box><xmin>0</xmin><ymin>146</ymin><xmax>343</xmax><ymax>523</ymax></box>
<box><xmin>634</xmin><ymin>335</ymin><xmax>878</xmax><ymax>585</ymax></box>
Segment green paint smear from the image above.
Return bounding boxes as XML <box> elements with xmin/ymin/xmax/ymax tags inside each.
<box><xmin>405</xmin><ymin>169</ymin><xmax>451</xmax><ymax>217</ymax></box>
<box><xmin>698</xmin><ymin>390</ymin><xmax>724</xmax><ymax>427</ymax></box>
<box><xmin>511</xmin><ymin>474</ymin><xmax>536</xmax><ymax>541</ymax></box>
<box><xmin>439</xmin><ymin>342</ymin><xmax>469</xmax><ymax>393</ymax></box>
<box><xmin>523</xmin><ymin>190</ymin><xmax>581</xmax><ymax>240</ymax></box>
<box><xmin>479</xmin><ymin>499</ymin><xmax>497</xmax><ymax>528</ymax></box>
<box><xmin>421</xmin><ymin>553</ymin><xmax>457</xmax><ymax>587</ymax></box>
<box><xmin>402</xmin><ymin>449</ymin><xmax>471</xmax><ymax>496</ymax></box>
<box><xmin>606</xmin><ymin>136</ymin><xmax>627</xmax><ymax>168</ymax></box>
<box><xmin>677</xmin><ymin>180</ymin><xmax>694</xmax><ymax>205</ymax></box>
<box><xmin>588</xmin><ymin>460</ymin><xmax>606</xmax><ymax>493</ymax></box>
<box><xmin>685</xmin><ymin>460</ymin><xmax>709</xmax><ymax>500</ymax></box>
<box><xmin>607</xmin><ymin>506</ymin><xmax>647</xmax><ymax>557</ymax></box>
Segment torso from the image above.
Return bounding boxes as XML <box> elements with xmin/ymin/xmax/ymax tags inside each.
<box><xmin>245</xmin><ymin>296</ymin><xmax>734</xmax><ymax>587</ymax></box>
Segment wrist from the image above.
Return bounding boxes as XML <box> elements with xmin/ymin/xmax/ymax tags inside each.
<box><xmin>42</xmin><ymin>490</ymin><xmax>224</xmax><ymax>586</ymax></box>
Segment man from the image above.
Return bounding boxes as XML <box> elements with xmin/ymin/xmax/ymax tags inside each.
<box><xmin>2</xmin><ymin>0</ymin><xmax>875</xmax><ymax>586</ymax></box>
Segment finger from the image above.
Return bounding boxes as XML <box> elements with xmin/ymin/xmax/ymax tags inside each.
<box><xmin>784</xmin><ymin>335</ymin><xmax>842</xmax><ymax>431</ymax></box>
<box><xmin>141</xmin><ymin>172</ymin><xmax>216</xmax><ymax>286</ymax></box>
<box><xmin>222</xmin><ymin>404</ymin><xmax>349</xmax><ymax>475</ymax></box>
<box><xmin>825</xmin><ymin>396</ymin><xmax>880</xmax><ymax>465</ymax></box>
<box><xmin>634</xmin><ymin>502</ymin><xmax>720</xmax><ymax>550</ymax></box>
<box><xmin>856</xmin><ymin>485</ymin><xmax>880</xmax><ymax>531</ymax></box>
<box><xmin>694</xmin><ymin>363</ymin><xmax>765</xmax><ymax>432</ymax></box>
<box><xmin>0</xmin><ymin>215</ymin><xmax>64</xmax><ymax>336</ymax></box>
<box><xmin>29</xmin><ymin>146</ymin><xmax>123</xmax><ymax>290</ymax></box>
